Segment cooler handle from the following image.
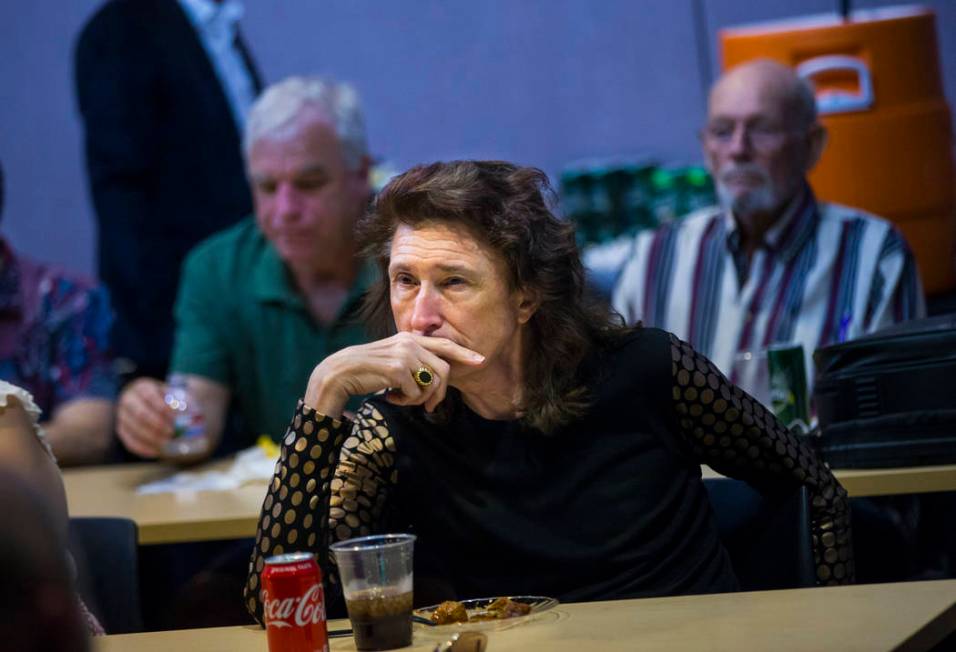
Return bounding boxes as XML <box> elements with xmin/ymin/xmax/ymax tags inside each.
<box><xmin>796</xmin><ymin>55</ymin><xmax>874</xmax><ymax>114</ymax></box>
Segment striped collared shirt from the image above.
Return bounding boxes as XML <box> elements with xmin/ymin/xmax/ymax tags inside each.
<box><xmin>609</xmin><ymin>187</ymin><xmax>926</xmax><ymax>385</ymax></box>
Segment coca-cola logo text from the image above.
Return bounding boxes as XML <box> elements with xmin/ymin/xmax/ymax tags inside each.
<box><xmin>263</xmin><ymin>584</ymin><xmax>326</xmax><ymax>629</ymax></box>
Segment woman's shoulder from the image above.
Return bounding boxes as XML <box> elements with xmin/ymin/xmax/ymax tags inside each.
<box><xmin>597</xmin><ymin>325</ymin><xmax>674</xmax><ymax>362</ymax></box>
<box><xmin>581</xmin><ymin>326</ymin><xmax>676</xmax><ymax>405</ymax></box>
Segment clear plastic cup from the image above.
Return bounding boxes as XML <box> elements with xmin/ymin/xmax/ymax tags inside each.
<box><xmin>330</xmin><ymin>534</ymin><xmax>416</xmax><ymax>651</ymax></box>
<box><xmin>732</xmin><ymin>349</ymin><xmax>771</xmax><ymax>408</ymax></box>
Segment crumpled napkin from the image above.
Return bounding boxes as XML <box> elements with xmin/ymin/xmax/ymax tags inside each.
<box><xmin>136</xmin><ymin>437</ymin><xmax>279</xmax><ymax>495</ymax></box>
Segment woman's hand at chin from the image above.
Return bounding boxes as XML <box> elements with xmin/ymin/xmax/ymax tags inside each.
<box><xmin>304</xmin><ymin>332</ymin><xmax>485</xmax><ymax>418</ymax></box>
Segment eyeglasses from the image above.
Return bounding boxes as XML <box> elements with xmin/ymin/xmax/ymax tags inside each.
<box><xmin>702</xmin><ymin>121</ymin><xmax>803</xmax><ymax>151</ymax></box>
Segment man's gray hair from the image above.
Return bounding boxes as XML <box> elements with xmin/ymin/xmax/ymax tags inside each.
<box><xmin>243</xmin><ymin>76</ymin><xmax>368</xmax><ymax>169</ymax></box>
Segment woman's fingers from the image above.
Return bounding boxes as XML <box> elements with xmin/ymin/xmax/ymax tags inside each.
<box><xmin>409</xmin><ymin>334</ymin><xmax>484</xmax><ymax>366</ymax></box>
<box><xmin>383</xmin><ymin>369</ymin><xmax>424</xmax><ymax>407</ymax></box>
<box><xmin>417</xmin><ymin>350</ymin><xmax>451</xmax><ymax>413</ymax></box>
<box><xmin>380</xmin><ymin>334</ymin><xmax>477</xmax><ymax>410</ymax></box>
<box><xmin>383</xmin><ymin>358</ymin><xmax>447</xmax><ymax>410</ymax></box>
<box><xmin>383</xmin><ymin>333</ymin><xmax>479</xmax><ymax>410</ymax></box>
<box><xmin>386</xmin><ymin>339</ymin><xmax>456</xmax><ymax>411</ymax></box>
<box><xmin>387</xmin><ymin>356</ymin><xmax>447</xmax><ymax>412</ymax></box>
<box><xmin>308</xmin><ymin>332</ymin><xmax>485</xmax><ymax>415</ymax></box>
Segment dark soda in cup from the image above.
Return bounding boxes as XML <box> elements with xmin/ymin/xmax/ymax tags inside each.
<box><xmin>345</xmin><ymin>588</ymin><xmax>414</xmax><ymax>650</ymax></box>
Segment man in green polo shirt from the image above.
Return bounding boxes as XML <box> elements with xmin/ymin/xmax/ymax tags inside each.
<box><xmin>115</xmin><ymin>76</ymin><xmax>372</xmax><ymax>458</ymax></box>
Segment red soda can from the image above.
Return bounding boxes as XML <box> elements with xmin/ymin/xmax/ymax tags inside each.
<box><xmin>262</xmin><ymin>552</ymin><xmax>329</xmax><ymax>652</ymax></box>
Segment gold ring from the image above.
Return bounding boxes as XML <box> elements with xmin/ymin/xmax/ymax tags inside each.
<box><xmin>413</xmin><ymin>366</ymin><xmax>435</xmax><ymax>388</ymax></box>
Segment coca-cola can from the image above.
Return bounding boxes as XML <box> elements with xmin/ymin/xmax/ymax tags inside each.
<box><xmin>262</xmin><ymin>552</ymin><xmax>329</xmax><ymax>652</ymax></box>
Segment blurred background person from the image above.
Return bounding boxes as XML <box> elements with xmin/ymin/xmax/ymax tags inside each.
<box><xmin>611</xmin><ymin>59</ymin><xmax>925</xmax><ymax>386</ymax></box>
<box><xmin>0</xmin><ymin>161</ymin><xmax>116</xmax><ymax>466</ymax></box>
<box><xmin>74</xmin><ymin>0</ymin><xmax>263</xmax><ymax>383</ymax></box>
<box><xmin>0</xmin><ymin>380</ymin><xmax>103</xmax><ymax>642</ymax></box>
<box><xmin>116</xmin><ymin>76</ymin><xmax>373</xmax><ymax>461</ymax></box>
<box><xmin>115</xmin><ymin>76</ymin><xmax>374</xmax><ymax>629</ymax></box>
<box><xmin>0</xmin><ymin>471</ymin><xmax>91</xmax><ymax>652</ymax></box>
<box><xmin>608</xmin><ymin>60</ymin><xmax>929</xmax><ymax>586</ymax></box>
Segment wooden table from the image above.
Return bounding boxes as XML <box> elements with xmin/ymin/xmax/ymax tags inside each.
<box><xmin>701</xmin><ymin>463</ymin><xmax>956</xmax><ymax>498</ymax></box>
<box><xmin>95</xmin><ymin>580</ymin><xmax>956</xmax><ymax>651</ymax></box>
<box><xmin>827</xmin><ymin>464</ymin><xmax>956</xmax><ymax>498</ymax></box>
<box><xmin>65</xmin><ymin>461</ymin><xmax>956</xmax><ymax>546</ymax></box>
<box><xmin>63</xmin><ymin>462</ymin><xmax>266</xmax><ymax>545</ymax></box>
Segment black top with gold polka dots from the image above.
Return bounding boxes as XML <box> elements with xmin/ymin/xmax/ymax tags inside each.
<box><xmin>244</xmin><ymin>328</ymin><xmax>852</xmax><ymax>624</ymax></box>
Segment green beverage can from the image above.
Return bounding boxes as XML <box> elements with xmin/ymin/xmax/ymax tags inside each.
<box><xmin>767</xmin><ymin>343</ymin><xmax>810</xmax><ymax>433</ymax></box>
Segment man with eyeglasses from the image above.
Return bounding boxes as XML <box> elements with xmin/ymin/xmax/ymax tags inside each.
<box><xmin>609</xmin><ymin>59</ymin><xmax>925</xmax><ymax>384</ymax></box>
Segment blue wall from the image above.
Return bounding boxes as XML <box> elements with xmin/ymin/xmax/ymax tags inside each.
<box><xmin>0</xmin><ymin>0</ymin><xmax>953</xmax><ymax>277</ymax></box>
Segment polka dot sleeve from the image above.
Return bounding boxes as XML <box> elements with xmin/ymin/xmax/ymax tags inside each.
<box><xmin>243</xmin><ymin>400</ymin><xmax>398</xmax><ymax>625</ymax></box>
<box><xmin>244</xmin><ymin>400</ymin><xmax>349</xmax><ymax>626</ymax></box>
<box><xmin>325</xmin><ymin>402</ymin><xmax>398</xmax><ymax>588</ymax></box>
<box><xmin>668</xmin><ymin>334</ymin><xmax>854</xmax><ymax>586</ymax></box>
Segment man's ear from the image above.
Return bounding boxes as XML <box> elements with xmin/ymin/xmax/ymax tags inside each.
<box><xmin>805</xmin><ymin>123</ymin><xmax>828</xmax><ymax>172</ymax></box>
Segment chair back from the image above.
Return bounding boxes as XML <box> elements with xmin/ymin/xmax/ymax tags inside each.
<box><xmin>68</xmin><ymin>517</ymin><xmax>142</xmax><ymax>633</ymax></box>
<box><xmin>703</xmin><ymin>478</ymin><xmax>816</xmax><ymax>591</ymax></box>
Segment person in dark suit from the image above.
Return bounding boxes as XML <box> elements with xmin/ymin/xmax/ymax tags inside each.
<box><xmin>74</xmin><ymin>0</ymin><xmax>263</xmax><ymax>381</ymax></box>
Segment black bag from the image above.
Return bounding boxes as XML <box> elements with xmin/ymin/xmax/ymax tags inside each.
<box><xmin>813</xmin><ymin>314</ymin><xmax>956</xmax><ymax>468</ymax></box>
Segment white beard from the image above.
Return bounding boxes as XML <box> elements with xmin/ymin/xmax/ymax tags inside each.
<box><xmin>715</xmin><ymin>165</ymin><xmax>778</xmax><ymax>218</ymax></box>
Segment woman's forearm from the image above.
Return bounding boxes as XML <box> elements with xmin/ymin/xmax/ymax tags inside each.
<box><xmin>243</xmin><ymin>400</ymin><xmax>350</xmax><ymax>625</ymax></box>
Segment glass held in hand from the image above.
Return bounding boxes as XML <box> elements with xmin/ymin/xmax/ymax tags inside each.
<box><xmin>161</xmin><ymin>373</ymin><xmax>210</xmax><ymax>463</ymax></box>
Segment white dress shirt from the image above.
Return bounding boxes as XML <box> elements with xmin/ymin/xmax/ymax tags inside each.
<box><xmin>178</xmin><ymin>0</ymin><xmax>258</xmax><ymax>130</ymax></box>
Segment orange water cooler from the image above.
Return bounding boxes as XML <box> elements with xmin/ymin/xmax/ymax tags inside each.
<box><xmin>720</xmin><ymin>6</ymin><xmax>956</xmax><ymax>295</ymax></box>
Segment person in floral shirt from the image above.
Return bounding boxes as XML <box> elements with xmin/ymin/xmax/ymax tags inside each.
<box><xmin>0</xmin><ymin>161</ymin><xmax>116</xmax><ymax>465</ymax></box>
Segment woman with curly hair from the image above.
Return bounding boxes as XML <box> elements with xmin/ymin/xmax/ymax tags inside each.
<box><xmin>244</xmin><ymin>160</ymin><xmax>852</xmax><ymax>622</ymax></box>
